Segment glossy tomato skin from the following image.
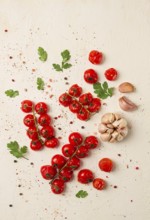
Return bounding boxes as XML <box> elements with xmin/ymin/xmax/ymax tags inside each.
<box><xmin>45</xmin><ymin>138</ymin><xmax>59</xmax><ymax>148</ymax></box>
<box><xmin>35</xmin><ymin>102</ymin><xmax>48</xmax><ymax>115</ymax></box>
<box><xmin>38</xmin><ymin>114</ymin><xmax>51</xmax><ymax>126</ymax></box>
<box><xmin>77</xmin><ymin>107</ymin><xmax>90</xmax><ymax>121</ymax></box>
<box><xmin>40</xmin><ymin>165</ymin><xmax>57</xmax><ymax>180</ymax></box>
<box><xmin>27</xmin><ymin>127</ymin><xmax>38</xmax><ymax>140</ymax></box>
<box><xmin>76</xmin><ymin>146</ymin><xmax>89</xmax><ymax>158</ymax></box>
<box><xmin>84</xmin><ymin>136</ymin><xmax>99</xmax><ymax>149</ymax></box>
<box><xmin>21</xmin><ymin>100</ymin><xmax>33</xmax><ymax>113</ymax></box>
<box><xmin>79</xmin><ymin>93</ymin><xmax>93</xmax><ymax>105</ymax></box>
<box><xmin>51</xmin><ymin>154</ymin><xmax>67</xmax><ymax>169</ymax></box>
<box><xmin>89</xmin><ymin>50</ymin><xmax>103</xmax><ymax>64</ymax></box>
<box><xmin>84</xmin><ymin>69</ymin><xmax>98</xmax><ymax>84</ymax></box>
<box><xmin>68</xmin><ymin>84</ymin><xmax>82</xmax><ymax>97</ymax></box>
<box><xmin>23</xmin><ymin>114</ymin><xmax>35</xmax><ymax>127</ymax></box>
<box><xmin>69</xmin><ymin>100</ymin><xmax>82</xmax><ymax>113</ymax></box>
<box><xmin>51</xmin><ymin>179</ymin><xmax>65</xmax><ymax>194</ymax></box>
<box><xmin>59</xmin><ymin>167</ymin><xmax>73</xmax><ymax>182</ymax></box>
<box><xmin>78</xmin><ymin>169</ymin><xmax>94</xmax><ymax>184</ymax></box>
<box><xmin>40</xmin><ymin>125</ymin><xmax>54</xmax><ymax>138</ymax></box>
<box><xmin>87</xmin><ymin>98</ymin><xmax>101</xmax><ymax>113</ymax></box>
<box><xmin>93</xmin><ymin>178</ymin><xmax>106</xmax><ymax>190</ymax></box>
<box><xmin>67</xmin><ymin>156</ymin><xmax>80</xmax><ymax>170</ymax></box>
<box><xmin>30</xmin><ymin>140</ymin><xmax>43</xmax><ymax>150</ymax></box>
<box><xmin>69</xmin><ymin>132</ymin><xmax>83</xmax><ymax>146</ymax></box>
<box><xmin>99</xmin><ymin>158</ymin><xmax>113</xmax><ymax>172</ymax></box>
<box><xmin>104</xmin><ymin>68</ymin><xmax>118</xmax><ymax>81</ymax></box>
<box><xmin>59</xmin><ymin>93</ymin><xmax>72</xmax><ymax>107</ymax></box>
<box><xmin>62</xmin><ymin>144</ymin><xmax>76</xmax><ymax>157</ymax></box>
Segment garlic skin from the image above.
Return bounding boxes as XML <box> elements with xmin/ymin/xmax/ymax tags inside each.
<box><xmin>119</xmin><ymin>96</ymin><xmax>138</xmax><ymax>111</ymax></box>
<box><xmin>119</xmin><ymin>82</ymin><xmax>135</xmax><ymax>93</ymax></box>
<box><xmin>99</xmin><ymin>113</ymin><xmax>129</xmax><ymax>143</ymax></box>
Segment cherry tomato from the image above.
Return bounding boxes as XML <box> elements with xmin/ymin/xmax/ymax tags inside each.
<box><xmin>84</xmin><ymin>136</ymin><xmax>99</xmax><ymax>149</ymax></box>
<box><xmin>68</xmin><ymin>84</ymin><xmax>82</xmax><ymax>97</ymax></box>
<box><xmin>40</xmin><ymin>125</ymin><xmax>54</xmax><ymax>138</ymax></box>
<box><xmin>69</xmin><ymin>100</ymin><xmax>82</xmax><ymax>113</ymax></box>
<box><xmin>104</xmin><ymin>68</ymin><xmax>118</xmax><ymax>81</ymax></box>
<box><xmin>21</xmin><ymin>100</ymin><xmax>33</xmax><ymax>113</ymax></box>
<box><xmin>84</xmin><ymin>69</ymin><xmax>98</xmax><ymax>84</ymax></box>
<box><xmin>99</xmin><ymin>158</ymin><xmax>113</xmax><ymax>172</ymax></box>
<box><xmin>67</xmin><ymin>156</ymin><xmax>80</xmax><ymax>170</ymax></box>
<box><xmin>87</xmin><ymin>98</ymin><xmax>101</xmax><ymax>113</ymax></box>
<box><xmin>89</xmin><ymin>50</ymin><xmax>103</xmax><ymax>64</ymax></box>
<box><xmin>77</xmin><ymin>107</ymin><xmax>90</xmax><ymax>121</ymax></box>
<box><xmin>45</xmin><ymin>137</ymin><xmax>59</xmax><ymax>148</ymax></box>
<box><xmin>62</xmin><ymin>144</ymin><xmax>76</xmax><ymax>157</ymax></box>
<box><xmin>59</xmin><ymin>167</ymin><xmax>73</xmax><ymax>182</ymax></box>
<box><xmin>35</xmin><ymin>102</ymin><xmax>48</xmax><ymax>115</ymax></box>
<box><xmin>38</xmin><ymin>114</ymin><xmax>51</xmax><ymax>126</ymax></box>
<box><xmin>76</xmin><ymin>146</ymin><xmax>89</xmax><ymax>158</ymax></box>
<box><xmin>27</xmin><ymin>127</ymin><xmax>38</xmax><ymax>140</ymax></box>
<box><xmin>23</xmin><ymin>114</ymin><xmax>35</xmax><ymax>127</ymax></box>
<box><xmin>93</xmin><ymin>178</ymin><xmax>106</xmax><ymax>190</ymax></box>
<box><xmin>51</xmin><ymin>179</ymin><xmax>65</xmax><ymax>194</ymax></box>
<box><xmin>79</xmin><ymin>93</ymin><xmax>93</xmax><ymax>105</ymax></box>
<box><xmin>30</xmin><ymin>140</ymin><xmax>43</xmax><ymax>150</ymax></box>
<box><xmin>51</xmin><ymin>154</ymin><xmax>67</xmax><ymax>169</ymax></box>
<box><xmin>40</xmin><ymin>165</ymin><xmax>57</xmax><ymax>180</ymax></box>
<box><xmin>69</xmin><ymin>132</ymin><xmax>83</xmax><ymax>146</ymax></box>
<box><xmin>78</xmin><ymin>169</ymin><xmax>94</xmax><ymax>184</ymax></box>
<box><xmin>59</xmin><ymin>93</ymin><xmax>72</xmax><ymax>107</ymax></box>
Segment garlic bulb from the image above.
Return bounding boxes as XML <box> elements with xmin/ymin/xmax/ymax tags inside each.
<box><xmin>99</xmin><ymin>113</ymin><xmax>129</xmax><ymax>143</ymax></box>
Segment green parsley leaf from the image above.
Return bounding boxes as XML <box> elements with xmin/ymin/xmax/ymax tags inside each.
<box><xmin>38</xmin><ymin>47</ymin><xmax>48</xmax><ymax>62</ymax></box>
<box><xmin>52</xmin><ymin>64</ymin><xmax>63</xmax><ymax>72</ymax></box>
<box><xmin>76</xmin><ymin>190</ymin><xmax>88</xmax><ymax>198</ymax></box>
<box><xmin>61</xmin><ymin>50</ymin><xmax>71</xmax><ymax>62</ymax></box>
<box><xmin>62</xmin><ymin>62</ymin><xmax>72</xmax><ymax>69</ymax></box>
<box><xmin>7</xmin><ymin>141</ymin><xmax>28</xmax><ymax>159</ymax></box>
<box><xmin>37</xmin><ymin>77</ymin><xmax>45</xmax><ymax>90</ymax></box>
<box><xmin>5</xmin><ymin>90</ymin><xmax>19</xmax><ymax>98</ymax></box>
<box><xmin>93</xmin><ymin>81</ymin><xmax>114</xmax><ymax>99</ymax></box>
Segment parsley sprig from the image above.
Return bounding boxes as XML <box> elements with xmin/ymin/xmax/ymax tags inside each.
<box><xmin>37</xmin><ymin>77</ymin><xmax>45</xmax><ymax>90</ymax></box>
<box><xmin>93</xmin><ymin>81</ymin><xmax>114</xmax><ymax>99</ymax></box>
<box><xmin>53</xmin><ymin>50</ymin><xmax>72</xmax><ymax>72</ymax></box>
<box><xmin>5</xmin><ymin>90</ymin><xmax>19</xmax><ymax>98</ymax></box>
<box><xmin>7</xmin><ymin>141</ymin><xmax>28</xmax><ymax>159</ymax></box>
<box><xmin>76</xmin><ymin>190</ymin><xmax>88</xmax><ymax>198</ymax></box>
<box><xmin>38</xmin><ymin>47</ymin><xmax>48</xmax><ymax>62</ymax></box>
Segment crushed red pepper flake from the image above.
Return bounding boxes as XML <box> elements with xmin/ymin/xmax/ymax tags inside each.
<box><xmin>135</xmin><ymin>166</ymin><xmax>139</xmax><ymax>170</ymax></box>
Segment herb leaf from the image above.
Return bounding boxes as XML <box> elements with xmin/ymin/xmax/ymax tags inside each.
<box><xmin>61</xmin><ymin>50</ymin><xmax>71</xmax><ymax>62</ymax></box>
<box><xmin>52</xmin><ymin>64</ymin><xmax>63</xmax><ymax>72</ymax></box>
<box><xmin>37</xmin><ymin>77</ymin><xmax>45</xmax><ymax>90</ymax></box>
<box><xmin>53</xmin><ymin>49</ymin><xmax>72</xmax><ymax>72</ymax></box>
<box><xmin>7</xmin><ymin>141</ymin><xmax>28</xmax><ymax>159</ymax></box>
<box><xmin>93</xmin><ymin>81</ymin><xmax>114</xmax><ymax>99</ymax></box>
<box><xmin>76</xmin><ymin>190</ymin><xmax>88</xmax><ymax>198</ymax></box>
<box><xmin>5</xmin><ymin>90</ymin><xmax>19</xmax><ymax>98</ymax></box>
<box><xmin>38</xmin><ymin>47</ymin><xmax>48</xmax><ymax>62</ymax></box>
<box><xmin>62</xmin><ymin>62</ymin><xmax>72</xmax><ymax>69</ymax></box>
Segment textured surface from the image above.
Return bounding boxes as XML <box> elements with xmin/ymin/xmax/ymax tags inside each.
<box><xmin>0</xmin><ymin>0</ymin><xmax>150</xmax><ymax>219</ymax></box>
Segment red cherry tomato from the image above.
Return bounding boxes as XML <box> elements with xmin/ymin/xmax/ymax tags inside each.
<box><xmin>84</xmin><ymin>69</ymin><xmax>98</xmax><ymax>84</ymax></box>
<box><xmin>40</xmin><ymin>165</ymin><xmax>57</xmax><ymax>180</ymax></box>
<box><xmin>79</xmin><ymin>93</ymin><xmax>93</xmax><ymax>105</ymax></box>
<box><xmin>59</xmin><ymin>93</ymin><xmax>72</xmax><ymax>107</ymax></box>
<box><xmin>45</xmin><ymin>137</ymin><xmax>59</xmax><ymax>148</ymax></box>
<box><xmin>69</xmin><ymin>100</ymin><xmax>82</xmax><ymax>113</ymax></box>
<box><xmin>51</xmin><ymin>154</ymin><xmax>67</xmax><ymax>169</ymax></box>
<box><xmin>51</xmin><ymin>179</ymin><xmax>65</xmax><ymax>194</ymax></box>
<box><xmin>87</xmin><ymin>98</ymin><xmax>101</xmax><ymax>113</ymax></box>
<box><xmin>76</xmin><ymin>146</ymin><xmax>89</xmax><ymax>158</ymax></box>
<box><xmin>69</xmin><ymin>132</ymin><xmax>83</xmax><ymax>146</ymax></box>
<box><xmin>99</xmin><ymin>158</ymin><xmax>113</xmax><ymax>172</ymax></box>
<box><xmin>89</xmin><ymin>50</ymin><xmax>103</xmax><ymax>64</ymax></box>
<box><xmin>93</xmin><ymin>178</ymin><xmax>106</xmax><ymax>190</ymax></box>
<box><xmin>77</xmin><ymin>107</ymin><xmax>90</xmax><ymax>121</ymax></box>
<box><xmin>67</xmin><ymin>156</ymin><xmax>80</xmax><ymax>170</ymax></box>
<box><xmin>59</xmin><ymin>167</ymin><xmax>73</xmax><ymax>182</ymax></box>
<box><xmin>30</xmin><ymin>140</ymin><xmax>43</xmax><ymax>150</ymax></box>
<box><xmin>84</xmin><ymin>136</ymin><xmax>99</xmax><ymax>149</ymax></box>
<box><xmin>40</xmin><ymin>125</ymin><xmax>54</xmax><ymax>138</ymax></box>
<box><xmin>35</xmin><ymin>102</ymin><xmax>48</xmax><ymax>115</ymax></box>
<box><xmin>104</xmin><ymin>68</ymin><xmax>118</xmax><ymax>81</ymax></box>
<box><xmin>23</xmin><ymin>114</ymin><xmax>35</xmax><ymax>127</ymax></box>
<box><xmin>68</xmin><ymin>84</ymin><xmax>82</xmax><ymax>97</ymax></box>
<box><xmin>27</xmin><ymin>127</ymin><xmax>38</xmax><ymax>140</ymax></box>
<box><xmin>21</xmin><ymin>100</ymin><xmax>33</xmax><ymax>113</ymax></box>
<box><xmin>78</xmin><ymin>169</ymin><xmax>94</xmax><ymax>184</ymax></box>
<box><xmin>62</xmin><ymin>144</ymin><xmax>76</xmax><ymax>157</ymax></box>
<box><xmin>38</xmin><ymin>114</ymin><xmax>51</xmax><ymax>126</ymax></box>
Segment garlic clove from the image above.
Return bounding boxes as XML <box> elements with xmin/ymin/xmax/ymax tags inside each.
<box><xmin>117</xmin><ymin>134</ymin><xmax>124</xmax><ymax>141</ymax></box>
<box><xmin>109</xmin><ymin>137</ymin><xmax>117</xmax><ymax>143</ymax></box>
<box><xmin>100</xmin><ymin>133</ymin><xmax>111</xmax><ymax>141</ymax></box>
<box><xmin>106</xmin><ymin>128</ymin><xmax>114</xmax><ymax>134</ymax></box>
<box><xmin>118</xmin><ymin>118</ymin><xmax>127</xmax><ymax>129</ymax></box>
<box><xmin>112</xmin><ymin>119</ymin><xmax>122</xmax><ymax>128</ymax></box>
<box><xmin>98</xmin><ymin>123</ymin><xmax>108</xmax><ymax>133</ymax></box>
<box><xmin>114</xmin><ymin>113</ymin><xmax>122</xmax><ymax>120</ymax></box>
<box><xmin>101</xmin><ymin>113</ymin><xmax>115</xmax><ymax>124</ymax></box>
<box><xmin>119</xmin><ymin>96</ymin><xmax>138</xmax><ymax>111</ymax></box>
<box><xmin>111</xmin><ymin>131</ymin><xmax>119</xmax><ymax>139</ymax></box>
<box><xmin>120</xmin><ymin>127</ymin><xmax>128</xmax><ymax>137</ymax></box>
<box><xmin>106</xmin><ymin>123</ymin><xmax>114</xmax><ymax>129</ymax></box>
<box><xmin>119</xmin><ymin>82</ymin><xmax>135</xmax><ymax>93</ymax></box>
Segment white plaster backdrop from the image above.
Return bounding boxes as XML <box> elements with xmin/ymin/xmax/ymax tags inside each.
<box><xmin>0</xmin><ymin>0</ymin><xmax>150</xmax><ymax>220</ymax></box>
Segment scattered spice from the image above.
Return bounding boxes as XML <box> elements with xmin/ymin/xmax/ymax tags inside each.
<box><xmin>19</xmin><ymin>193</ymin><xmax>23</xmax><ymax>196</ymax></box>
<box><xmin>117</xmin><ymin>154</ymin><xmax>121</xmax><ymax>157</ymax></box>
<box><xmin>14</xmin><ymin>160</ymin><xmax>18</xmax><ymax>163</ymax></box>
<box><xmin>70</xmin><ymin>121</ymin><xmax>73</xmax><ymax>124</ymax></box>
<box><xmin>9</xmin><ymin>204</ymin><xmax>13</xmax><ymax>207</ymax></box>
<box><xmin>81</xmin><ymin>126</ymin><xmax>85</xmax><ymax>129</ymax></box>
<box><xmin>135</xmin><ymin>166</ymin><xmax>139</xmax><ymax>170</ymax></box>
<box><xmin>12</xmin><ymin>79</ymin><xmax>15</xmax><ymax>82</ymax></box>
<box><xmin>4</xmin><ymin>29</ymin><xmax>8</xmax><ymax>32</ymax></box>
<box><xmin>9</xmin><ymin>56</ymin><xmax>13</xmax><ymax>59</ymax></box>
<box><xmin>114</xmin><ymin>185</ymin><xmax>118</xmax><ymax>189</ymax></box>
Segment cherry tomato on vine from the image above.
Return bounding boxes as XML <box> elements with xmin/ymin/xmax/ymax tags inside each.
<box><xmin>59</xmin><ymin>93</ymin><xmax>72</xmax><ymax>107</ymax></box>
<box><xmin>79</xmin><ymin>93</ymin><xmax>93</xmax><ymax>105</ymax></box>
<box><xmin>30</xmin><ymin>139</ymin><xmax>43</xmax><ymax>150</ymax></box>
<box><xmin>51</xmin><ymin>154</ymin><xmax>67</xmax><ymax>169</ymax></box>
<box><xmin>21</xmin><ymin>100</ymin><xmax>33</xmax><ymax>113</ymax></box>
<box><xmin>38</xmin><ymin>114</ymin><xmax>51</xmax><ymax>126</ymax></box>
<box><xmin>69</xmin><ymin>132</ymin><xmax>83</xmax><ymax>146</ymax></box>
<box><xmin>67</xmin><ymin>156</ymin><xmax>80</xmax><ymax>170</ymax></box>
<box><xmin>78</xmin><ymin>169</ymin><xmax>94</xmax><ymax>184</ymax></box>
<box><xmin>76</xmin><ymin>146</ymin><xmax>89</xmax><ymax>158</ymax></box>
<box><xmin>35</xmin><ymin>102</ymin><xmax>48</xmax><ymax>115</ymax></box>
<box><xmin>59</xmin><ymin>167</ymin><xmax>73</xmax><ymax>182</ymax></box>
<box><xmin>69</xmin><ymin>100</ymin><xmax>82</xmax><ymax>113</ymax></box>
<box><xmin>23</xmin><ymin>114</ymin><xmax>35</xmax><ymax>127</ymax></box>
<box><xmin>99</xmin><ymin>158</ymin><xmax>113</xmax><ymax>172</ymax></box>
<box><xmin>62</xmin><ymin>144</ymin><xmax>76</xmax><ymax>157</ymax></box>
<box><xmin>45</xmin><ymin>137</ymin><xmax>59</xmax><ymax>148</ymax></box>
<box><xmin>68</xmin><ymin>84</ymin><xmax>82</xmax><ymax>97</ymax></box>
<box><xmin>84</xmin><ymin>69</ymin><xmax>98</xmax><ymax>84</ymax></box>
<box><xmin>77</xmin><ymin>107</ymin><xmax>90</xmax><ymax>121</ymax></box>
<box><xmin>87</xmin><ymin>98</ymin><xmax>101</xmax><ymax>113</ymax></box>
<box><xmin>51</xmin><ymin>179</ymin><xmax>65</xmax><ymax>194</ymax></box>
<box><xmin>40</xmin><ymin>125</ymin><xmax>54</xmax><ymax>138</ymax></box>
<box><xmin>104</xmin><ymin>68</ymin><xmax>118</xmax><ymax>81</ymax></box>
<box><xmin>89</xmin><ymin>50</ymin><xmax>103</xmax><ymax>64</ymax></box>
<box><xmin>84</xmin><ymin>136</ymin><xmax>99</xmax><ymax>149</ymax></box>
<box><xmin>40</xmin><ymin>165</ymin><xmax>57</xmax><ymax>180</ymax></box>
<box><xmin>93</xmin><ymin>178</ymin><xmax>106</xmax><ymax>190</ymax></box>
<box><xmin>27</xmin><ymin>127</ymin><xmax>38</xmax><ymax>140</ymax></box>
